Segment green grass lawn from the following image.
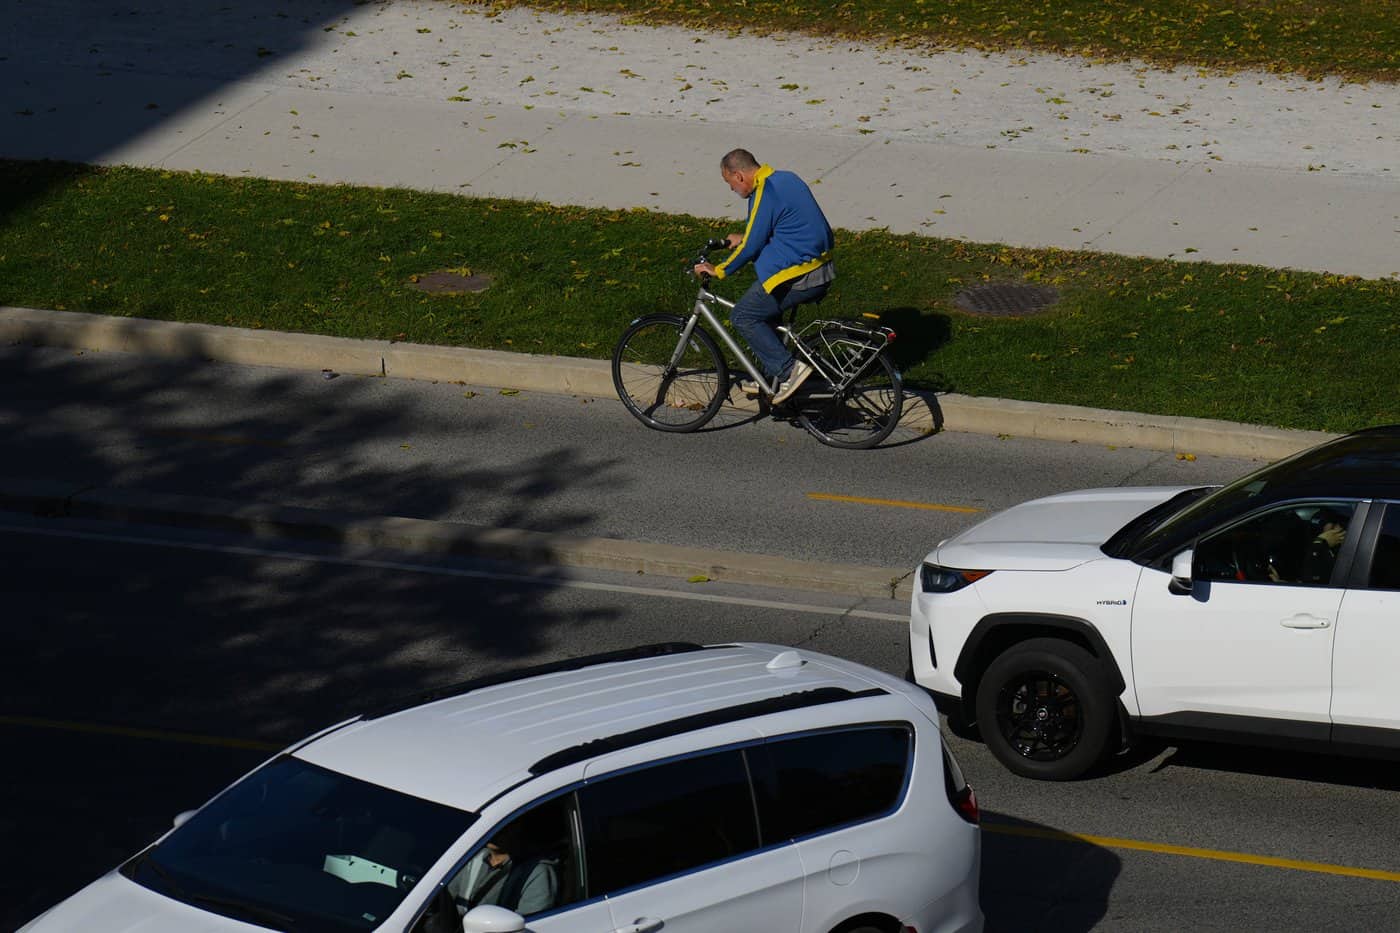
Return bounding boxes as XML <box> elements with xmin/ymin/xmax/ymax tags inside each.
<box><xmin>3</xmin><ymin>160</ymin><xmax>1397</xmax><ymax>433</ymax></box>
<box><xmin>471</xmin><ymin>0</ymin><xmax>1400</xmax><ymax>82</ymax></box>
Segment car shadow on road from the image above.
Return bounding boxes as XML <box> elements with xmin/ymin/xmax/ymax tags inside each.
<box><xmin>980</xmin><ymin>812</ymin><xmax>1121</xmax><ymax>932</ymax></box>
<box><xmin>1140</xmin><ymin>741</ymin><xmax>1400</xmax><ymax>791</ymax></box>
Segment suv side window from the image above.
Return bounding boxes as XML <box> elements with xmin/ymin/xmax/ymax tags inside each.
<box><xmin>1194</xmin><ymin>501</ymin><xmax>1357</xmax><ymax>585</ymax></box>
<box><xmin>578</xmin><ymin>749</ymin><xmax>759</xmax><ymax>895</ymax></box>
<box><xmin>751</xmin><ymin>725</ymin><xmax>912</xmax><ymax>842</ymax></box>
<box><xmin>1366</xmin><ymin>503</ymin><xmax>1400</xmax><ymax>590</ymax></box>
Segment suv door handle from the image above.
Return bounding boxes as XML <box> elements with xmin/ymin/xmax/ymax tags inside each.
<box><xmin>1281</xmin><ymin>614</ymin><xmax>1331</xmax><ymax>629</ymax></box>
<box><xmin>614</xmin><ymin>918</ymin><xmax>664</xmax><ymax>933</ymax></box>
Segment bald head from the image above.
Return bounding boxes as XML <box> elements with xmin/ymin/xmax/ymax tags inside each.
<box><xmin>720</xmin><ymin>149</ymin><xmax>761</xmax><ymax>198</ymax></box>
<box><xmin>720</xmin><ymin>149</ymin><xmax>760</xmax><ymax>173</ymax></box>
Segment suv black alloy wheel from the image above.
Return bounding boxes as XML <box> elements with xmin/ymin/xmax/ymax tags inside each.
<box><xmin>975</xmin><ymin>638</ymin><xmax>1114</xmax><ymax>780</ymax></box>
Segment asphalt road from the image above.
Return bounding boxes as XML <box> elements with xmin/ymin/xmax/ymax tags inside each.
<box><xmin>5</xmin><ymin>519</ymin><xmax>1400</xmax><ymax>932</ymax></box>
<box><xmin>0</xmin><ymin>344</ymin><xmax>1258</xmax><ymax>571</ymax></box>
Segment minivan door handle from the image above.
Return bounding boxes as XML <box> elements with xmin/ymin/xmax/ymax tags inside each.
<box><xmin>614</xmin><ymin>918</ymin><xmax>664</xmax><ymax>933</ymax></box>
<box><xmin>1280</xmin><ymin>614</ymin><xmax>1331</xmax><ymax>629</ymax></box>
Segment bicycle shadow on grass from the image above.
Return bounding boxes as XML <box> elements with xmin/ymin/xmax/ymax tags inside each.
<box><xmin>857</xmin><ymin>305</ymin><xmax>955</xmax><ymax>448</ymax></box>
<box><xmin>864</xmin><ymin>305</ymin><xmax>954</xmax><ymax>371</ymax></box>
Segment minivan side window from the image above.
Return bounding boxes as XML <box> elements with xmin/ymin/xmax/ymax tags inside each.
<box><xmin>752</xmin><ymin>725</ymin><xmax>912</xmax><ymax>842</ymax></box>
<box><xmin>412</xmin><ymin>793</ymin><xmax>582</xmax><ymax>933</ymax></box>
<box><xmin>578</xmin><ymin>749</ymin><xmax>759</xmax><ymax>895</ymax></box>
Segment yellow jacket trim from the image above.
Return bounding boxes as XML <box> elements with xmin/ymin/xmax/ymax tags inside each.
<box><xmin>762</xmin><ymin>252</ymin><xmax>831</xmax><ymax>293</ymax></box>
<box><xmin>713</xmin><ymin>165</ymin><xmax>774</xmax><ymax>280</ymax></box>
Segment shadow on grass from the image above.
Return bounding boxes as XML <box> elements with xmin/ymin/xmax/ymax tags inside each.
<box><xmin>871</xmin><ymin>305</ymin><xmax>954</xmax><ymax>379</ymax></box>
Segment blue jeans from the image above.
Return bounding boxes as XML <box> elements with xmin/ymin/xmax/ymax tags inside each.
<box><xmin>730</xmin><ymin>279</ymin><xmax>830</xmax><ymax>380</ymax></box>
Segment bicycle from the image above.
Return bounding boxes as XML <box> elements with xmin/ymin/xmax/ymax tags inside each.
<box><xmin>611</xmin><ymin>240</ymin><xmax>904</xmax><ymax>449</ymax></box>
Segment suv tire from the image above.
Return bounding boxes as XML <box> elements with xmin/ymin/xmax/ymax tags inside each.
<box><xmin>975</xmin><ymin>638</ymin><xmax>1114</xmax><ymax>781</ymax></box>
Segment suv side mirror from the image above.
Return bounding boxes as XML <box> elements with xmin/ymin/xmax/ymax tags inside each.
<box><xmin>1169</xmin><ymin>549</ymin><xmax>1194</xmax><ymax>595</ymax></box>
<box><xmin>462</xmin><ymin>905</ymin><xmax>525</xmax><ymax>933</ymax></box>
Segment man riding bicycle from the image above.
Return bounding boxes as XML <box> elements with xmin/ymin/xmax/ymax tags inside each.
<box><xmin>693</xmin><ymin>148</ymin><xmax>835</xmax><ymax>405</ymax></box>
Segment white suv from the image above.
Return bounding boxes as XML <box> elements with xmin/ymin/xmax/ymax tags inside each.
<box><xmin>23</xmin><ymin>642</ymin><xmax>983</xmax><ymax>933</ymax></box>
<box><xmin>910</xmin><ymin>426</ymin><xmax>1400</xmax><ymax>780</ymax></box>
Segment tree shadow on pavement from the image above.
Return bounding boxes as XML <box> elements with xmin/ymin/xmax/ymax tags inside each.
<box><xmin>0</xmin><ymin>522</ymin><xmax>784</xmax><ymax>928</ymax></box>
<box><xmin>0</xmin><ymin>336</ymin><xmax>636</xmax><ymax>926</ymax></box>
<box><xmin>0</xmin><ymin>343</ymin><xmax>622</xmax><ymax>533</ymax></box>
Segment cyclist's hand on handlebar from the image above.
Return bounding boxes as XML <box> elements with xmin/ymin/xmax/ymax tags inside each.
<box><xmin>693</xmin><ymin>261</ymin><xmax>716</xmax><ymax>279</ymax></box>
<box><xmin>724</xmin><ymin>232</ymin><xmax>742</xmax><ymax>248</ymax></box>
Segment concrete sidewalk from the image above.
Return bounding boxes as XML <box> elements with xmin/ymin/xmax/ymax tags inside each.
<box><xmin>3</xmin><ymin>0</ymin><xmax>1398</xmax><ymax>279</ymax></box>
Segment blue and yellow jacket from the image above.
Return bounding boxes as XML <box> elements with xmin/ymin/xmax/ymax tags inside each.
<box><xmin>713</xmin><ymin>165</ymin><xmax>834</xmax><ymax>293</ymax></box>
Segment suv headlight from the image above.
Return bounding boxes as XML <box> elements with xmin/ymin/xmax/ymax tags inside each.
<box><xmin>920</xmin><ymin>562</ymin><xmax>992</xmax><ymax>593</ymax></box>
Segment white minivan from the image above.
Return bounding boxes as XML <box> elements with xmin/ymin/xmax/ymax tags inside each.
<box><xmin>22</xmin><ymin>642</ymin><xmax>983</xmax><ymax>933</ymax></box>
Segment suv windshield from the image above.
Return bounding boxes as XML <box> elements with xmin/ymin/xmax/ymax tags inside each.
<box><xmin>123</xmin><ymin>755</ymin><xmax>474</xmax><ymax>932</ymax></box>
<box><xmin>1118</xmin><ymin>431</ymin><xmax>1400</xmax><ymax>563</ymax></box>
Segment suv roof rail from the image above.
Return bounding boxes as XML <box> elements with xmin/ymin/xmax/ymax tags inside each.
<box><xmin>362</xmin><ymin>642</ymin><xmax>716</xmax><ymax>721</ymax></box>
<box><xmin>527</xmin><ymin>685</ymin><xmax>887</xmax><ymax>776</ymax></box>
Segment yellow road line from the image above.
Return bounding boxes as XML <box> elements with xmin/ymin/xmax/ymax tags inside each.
<box><xmin>807</xmin><ymin>492</ymin><xmax>984</xmax><ymax>514</ymax></box>
<box><xmin>984</xmin><ymin>822</ymin><xmax>1400</xmax><ymax>884</ymax></box>
<box><xmin>0</xmin><ymin>714</ymin><xmax>280</xmax><ymax>752</ymax></box>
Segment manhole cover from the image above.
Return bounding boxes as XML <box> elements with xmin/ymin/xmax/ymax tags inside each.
<box><xmin>953</xmin><ymin>283</ymin><xmax>1059</xmax><ymax>316</ymax></box>
<box><xmin>411</xmin><ymin>270</ymin><xmax>492</xmax><ymax>294</ymax></box>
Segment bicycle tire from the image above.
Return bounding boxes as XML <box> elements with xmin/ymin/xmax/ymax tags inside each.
<box><xmin>612</xmin><ymin>314</ymin><xmax>729</xmax><ymax>432</ymax></box>
<box><xmin>795</xmin><ymin>336</ymin><xmax>904</xmax><ymax>449</ymax></box>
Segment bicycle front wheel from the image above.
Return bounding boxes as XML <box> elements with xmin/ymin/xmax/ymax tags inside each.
<box><xmin>796</xmin><ymin>347</ymin><xmax>904</xmax><ymax>449</ymax></box>
<box><xmin>612</xmin><ymin>314</ymin><xmax>729</xmax><ymax>432</ymax></box>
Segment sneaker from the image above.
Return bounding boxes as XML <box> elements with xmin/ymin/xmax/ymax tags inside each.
<box><xmin>738</xmin><ymin>379</ymin><xmax>762</xmax><ymax>399</ymax></box>
<box><xmin>771</xmin><ymin>360</ymin><xmax>813</xmax><ymax>405</ymax></box>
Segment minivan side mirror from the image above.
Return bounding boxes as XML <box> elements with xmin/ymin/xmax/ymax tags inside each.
<box><xmin>1169</xmin><ymin>549</ymin><xmax>1194</xmax><ymax>595</ymax></box>
<box><xmin>462</xmin><ymin>905</ymin><xmax>525</xmax><ymax>933</ymax></box>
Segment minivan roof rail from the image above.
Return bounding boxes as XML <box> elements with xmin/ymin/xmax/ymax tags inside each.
<box><xmin>363</xmin><ymin>642</ymin><xmax>717</xmax><ymax>721</ymax></box>
<box><xmin>527</xmin><ymin>685</ymin><xmax>887</xmax><ymax>776</ymax></box>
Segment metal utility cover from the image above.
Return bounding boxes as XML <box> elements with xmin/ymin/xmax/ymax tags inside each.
<box><xmin>953</xmin><ymin>283</ymin><xmax>1058</xmax><ymax>316</ymax></box>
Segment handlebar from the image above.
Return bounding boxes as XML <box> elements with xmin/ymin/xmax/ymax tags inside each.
<box><xmin>691</xmin><ymin>238</ymin><xmax>731</xmax><ymax>281</ymax></box>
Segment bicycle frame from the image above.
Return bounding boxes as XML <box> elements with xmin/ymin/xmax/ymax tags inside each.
<box><xmin>675</xmin><ymin>285</ymin><xmax>778</xmax><ymax>393</ymax></box>
<box><xmin>678</xmin><ymin>284</ymin><xmax>881</xmax><ymax>398</ymax></box>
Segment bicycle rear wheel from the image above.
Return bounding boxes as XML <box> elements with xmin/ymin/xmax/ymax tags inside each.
<box><xmin>612</xmin><ymin>314</ymin><xmax>729</xmax><ymax>432</ymax></box>
<box><xmin>795</xmin><ymin>346</ymin><xmax>904</xmax><ymax>449</ymax></box>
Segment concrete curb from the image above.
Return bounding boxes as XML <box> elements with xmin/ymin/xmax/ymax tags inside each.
<box><xmin>0</xmin><ymin>476</ymin><xmax>914</xmax><ymax>601</ymax></box>
<box><xmin>1</xmin><ymin>305</ymin><xmax>1337</xmax><ymax>460</ymax></box>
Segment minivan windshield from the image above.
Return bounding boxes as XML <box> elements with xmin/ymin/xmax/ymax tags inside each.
<box><xmin>123</xmin><ymin>755</ymin><xmax>474</xmax><ymax>932</ymax></box>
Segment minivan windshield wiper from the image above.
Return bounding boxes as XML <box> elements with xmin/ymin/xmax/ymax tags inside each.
<box><xmin>128</xmin><ymin>853</ymin><xmax>298</xmax><ymax>930</ymax></box>
<box><xmin>187</xmin><ymin>891</ymin><xmax>298</xmax><ymax>930</ymax></box>
<box><xmin>129</xmin><ymin>851</ymin><xmax>188</xmax><ymax>899</ymax></box>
